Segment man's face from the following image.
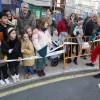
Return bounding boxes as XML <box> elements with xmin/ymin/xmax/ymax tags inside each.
<box><xmin>64</xmin><ymin>15</ymin><xmax>69</xmax><ymax>20</ymax></box>
<box><xmin>0</xmin><ymin>16</ymin><xmax>8</xmax><ymax>25</ymax></box>
<box><xmin>21</xmin><ymin>4</ymin><xmax>29</xmax><ymax>14</ymax></box>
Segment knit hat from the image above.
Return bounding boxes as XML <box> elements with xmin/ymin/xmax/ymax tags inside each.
<box><xmin>38</xmin><ymin>46</ymin><xmax>47</xmax><ymax>57</ymax></box>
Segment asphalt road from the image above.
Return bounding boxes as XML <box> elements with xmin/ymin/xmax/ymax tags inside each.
<box><xmin>0</xmin><ymin>71</ymin><xmax>100</xmax><ymax>100</ymax></box>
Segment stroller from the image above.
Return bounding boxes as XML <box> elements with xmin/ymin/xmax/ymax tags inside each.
<box><xmin>48</xmin><ymin>32</ymin><xmax>71</xmax><ymax>67</ymax></box>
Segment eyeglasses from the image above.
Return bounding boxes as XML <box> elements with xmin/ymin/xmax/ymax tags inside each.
<box><xmin>23</xmin><ymin>7</ymin><xmax>29</xmax><ymax>9</ymax></box>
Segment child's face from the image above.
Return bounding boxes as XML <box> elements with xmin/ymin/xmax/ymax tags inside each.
<box><xmin>26</xmin><ymin>28</ymin><xmax>32</xmax><ymax>37</ymax></box>
<box><xmin>23</xmin><ymin>33</ymin><xmax>29</xmax><ymax>41</ymax></box>
<box><xmin>9</xmin><ymin>30</ymin><xmax>16</xmax><ymax>40</ymax></box>
<box><xmin>44</xmin><ymin>22</ymin><xmax>48</xmax><ymax>28</ymax></box>
<box><xmin>0</xmin><ymin>16</ymin><xmax>8</xmax><ymax>25</ymax></box>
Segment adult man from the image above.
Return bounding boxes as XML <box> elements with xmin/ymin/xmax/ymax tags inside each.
<box><xmin>16</xmin><ymin>2</ymin><xmax>36</xmax><ymax>38</ymax></box>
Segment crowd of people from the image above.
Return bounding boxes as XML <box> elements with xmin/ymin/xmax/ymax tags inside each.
<box><xmin>0</xmin><ymin>2</ymin><xmax>100</xmax><ymax>85</ymax></box>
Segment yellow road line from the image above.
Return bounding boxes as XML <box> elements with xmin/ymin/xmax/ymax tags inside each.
<box><xmin>0</xmin><ymin>71</ymin><xmax>100</xmax><ymax>98</ymax></box>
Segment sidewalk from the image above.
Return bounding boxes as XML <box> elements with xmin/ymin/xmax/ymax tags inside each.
<box><xmin>0</xmin><ymin>31</ymin><xmax>100</xmax><ymax>89</ymax></box>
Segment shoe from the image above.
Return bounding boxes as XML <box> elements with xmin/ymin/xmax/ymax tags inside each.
<box><xmin>15</xmin><ymin>74</ymin><xmax>20</xmax><ymax>82</ymax></box>
<box><xmin>73</xmin><ymin>59</ymin><xmax>78</xmax><ymax>65</ymax></box>
<box><xmin>11</xmin><ymin>75</ymin><xmax>17</xmax><ymax>83</ymax></box>
<box><xmin>24</xmin><ymin>74</ymin><xmax>29</xmax><ymax>79</ymax></box>
<box><xmin>72</xmin><ymin>51</ymin><xmax>74</xmax><ymax>54</ymax></box>
<box><xmin>80</xmin><ymin>56</ymin><xmax>87</xmax><ymax>60</ymax></box>
<box><xmin>37</xmin><ymin>70</ymin><xmax>42</xmax><ymax>77</ymax></box>
<box><xmin>67</xmin><ymin>59</ymin><xmax>72</xmax><ymax>63</ymax></box>
<box><xmin>0</xmin><ymin>79</ymin><xmax>5</xmax><ymax>85</ymax></box>
<box><xmin>45</xmin><ymin>64</ymin><xmax>48</xmax><ymax>66</ymax></box>
<box><xmin>41</xmin><ymin>70</ymin><xmax>45</xmax><ymax>76</ymax></box>
<box><xmin>27</xmin><ymin>74</ymin><xmax>32</xmax><ymax>79</ymax></box>
<box><xmin>86</xmin><ymin>62</ymin><xmax>94</xmax><ymax>67</ymax></box>
<box><xmin>5</xmin><ymin>78</ymin><xmax>9</xmax><ymax>84</ymax></box>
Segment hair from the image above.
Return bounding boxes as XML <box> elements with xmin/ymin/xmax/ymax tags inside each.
<box><xmin>77</xmin><ymin>17</ymin><xmax>84</xmax><ymax>21</ymax></box>
<box><xmin>36</xmin><ymin>16</ymin><xmax>52</xmax><ymax>29</ymax></box>
<box><xmin>21</xmin><ymin>31</ymin><xmax>28</xmax><ymax>38</ymax></box>
<box><xmin>21</xmin><ymin>2</ymin><xmax>29</xmax><ymax>8</ymax></box>
<box><xmin>70</xmin><ymin>13</ymin><xmax>76</xmax><ymax>20</ymax></box>
<box><xmin>24</xmin><ymin>26</ymin><xmax>32</xmax><ymax>32</ymax></box>
<box><xmin>0</xmin><ymin>12</ymin><xmax>8</xmax><ymax>18</ymax></box>
<box><xmin>48</xmin><ymin>8</ymin><xmax>53</xmax><ymax>14</ymax></box>
<box><xmin>3</xmin><ymin>8</ymin><xmax>11</xmax><ymax>13</ymax></box>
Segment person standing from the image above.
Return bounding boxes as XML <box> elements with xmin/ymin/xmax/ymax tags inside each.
<box><xmin>16</xmin><ymin>2</ymin><xmax>36</xmax><ymax>39</ymax></box>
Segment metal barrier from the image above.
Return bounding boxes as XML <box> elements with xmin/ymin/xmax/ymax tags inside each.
<box><xmin>63</xmin><ymin>36</ymin><xmax>100</xmax><ymax>69</ymax></box>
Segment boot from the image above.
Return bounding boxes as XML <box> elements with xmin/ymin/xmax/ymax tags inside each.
<box><xmin>37</xmin><ymin>70</ymin><xmax>42</xmax><ymax>77</ymax></box>
<box><xmin>24</xmin><ymin>74</ymin><xmax>29</xmax><ymax>79</ymax></box>
<box><xmin>15</xmin><ymin>74</ymin><xmax>20</xmax><ymax>82</ymax></box>
<box><xmin>11</xmin><ymin>75</ymin><xmax>17</xmax><ymax>83</ymax></box>
<box><xmin>67</xmin><ymin>58</ymin><xmax>72</xmax><ymax>64</ymax></box>
<box><xmin>41</xmin><ymin>70</ymin><xmax>45</xmax><ymax>76</ymax></box>
<box><xmin>73</xmin><ymin>58</ymin><xmax>78</xmax><ymax>65</ymax></box>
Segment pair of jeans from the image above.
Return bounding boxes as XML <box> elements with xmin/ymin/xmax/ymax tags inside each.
<box><xmin>0</xmin><ymin>64</ymin><xmax>8</xmax><ymax>80</ymax></box>
<box><xmin>24</xmin><ymin>66</ymin><xmax>34</xmax><ymax>75</ymax></box>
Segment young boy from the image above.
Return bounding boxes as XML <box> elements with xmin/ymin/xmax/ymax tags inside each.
<box><xmin>0</xmin><ymin>37</ymin><xmax>9</xmax><ymax>85</ymax></box>
<box><xmin>0</xmin><ymin>12</ymin><xmax>11</xmax><ymax>41</ymax></box>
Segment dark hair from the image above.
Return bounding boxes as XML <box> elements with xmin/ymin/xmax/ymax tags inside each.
<box><xmin>70</xmin><ymin>13</ymin><xmax>76</xmax><ymax>20</ymax></box>
<box><xmin>3</xmin><ymin>8</ymin><xmax>11</xmax><ymax>13</ymax></box>
<box><xmin>21</xmin><ymin>31</ymin><xmax>28</xmax><ymax>37</ymax></box>
<box><xmin>24</xmin><ymin>26</ymin><xmax>32</xmax><ymax>32</ymax></box>
<box><xmin>48</xmin><ymin>8</ymin><xmax>53</xmax><ymax>14</ymax></box>
<box><xmin>0</xmin><ymin>12</ymin><xmax>8</xmax><ymax>18</ymax></box>
<box><xmin>77</xmin><ymin>17</ymin><xmax>84</xmax><ymax>21</ymax></box>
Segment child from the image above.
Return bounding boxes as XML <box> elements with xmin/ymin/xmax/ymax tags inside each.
<box><xmin>0</xmin><ymin>12</ymin><xmax>11</xmax><ymax>42</ymax></box>
<box><xmin>21</xmin><ymin>32</ymin><xmax>35</xmax><ymax>79</ymax></box>
<box><xmin>24</xmin><ymin>26</ymin><xmax>32</xmax><ymax>41</ymax></box>
<box><xmin>73</xmin><ymin>23</ymin><xmax>84</xmax><ymax>53</ymax></box>
<box><xmin>32</xmin><ymin>17</ymin><xmax>52</xmax><ymax>77</ymax></box>
<box><xmin>1</xmin><ymin>27</ymin><xmax>21</xmax><ymax>83</ymax></box>
<box><xmin>0</xmin><ymin>37</ymin><xmax>9</xmax><ymax>85</ymax></box>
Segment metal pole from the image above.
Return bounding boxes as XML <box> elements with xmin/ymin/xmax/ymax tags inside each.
<box><xmin>18</xmin><ymin>0</ymin><xmax>21</xmax><ymax>14</ymax></box>
<box><xmin>0</xmin><ymin>0</ymin><xmax>2</xmax><ymax>12</ymax></box>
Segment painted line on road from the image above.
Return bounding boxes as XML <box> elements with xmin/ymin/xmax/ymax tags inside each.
<box><xmin>0</xmin><ymin>71</ymin><xmax>100</xmax><ymax>98</ymax></box>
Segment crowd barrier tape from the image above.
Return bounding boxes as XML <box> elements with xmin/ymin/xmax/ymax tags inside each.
<box><xmin>0</xmin><ymin>38</ymin><xmax>100</xmax><ymax>65</ymax></box>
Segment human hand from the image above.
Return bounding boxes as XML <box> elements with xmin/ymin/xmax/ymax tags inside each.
<box><xmin>47</xmin><ymin>42</ymin><xmax>50</xmax><ymax>47</ymax></box>
<box><xmin>18</xmin><ymin>35</ymin><xmax>21</xmax><ymax>40</ymax></box>
<box><xmin>9</xmin><ymin>49</ymin><xmax>13</xmax><ymax>53</ymax></box>
<box><xmin>3</xmin><ymin>59</ymin><xmax>7</xmax><ymax>63</ymax></box>
<box><xmin>79</xmin><ymin>31</ymin><xmax>82</xmax><ymax>34</ymax></box>
<box><xmin>21</xmin><ymin>49</ymin><xmax>24</xmax><ymax>53</ymax></box>
<box><xmin>18</xmin><ymin>57</ymin><xmax>21</xmax><ymax>62</ymax></box>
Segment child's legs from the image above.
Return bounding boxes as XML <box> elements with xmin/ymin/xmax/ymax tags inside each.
<box><xmin>1</xmin><ymin>64</ymin><xmax>8</xmax><ymax>79</ymax></box>
<box><xmin>14</xmin><ymin>65</ymin><xmax>19</xmax><ymax>75</ymax></box>
<box><xmin>9</xmin><ymin>63</ymin><xmax>15</xmax><ymax>76</ymax></box>
<box><xmin>41</xmin><ymin>57</ymin><xmax>47</xmax><ymax>70</ymax></box>
<box><xmin>36</xmin><ymin>58</ymin><xmax>44</xmax><ymax>71</ymax></box>
<box><xmin>28</xmin><ymin>66</ymin><xmax>34</xmax><ymax>75</ymax></box>
<box><xmin>24</xmin><ymin>66</ymin><xmax>29</xmax><ymax>74</ymax></box>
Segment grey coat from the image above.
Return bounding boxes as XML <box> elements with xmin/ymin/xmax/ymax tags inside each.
<box><xmin>16</xmin><ymin>11</ymin><xmax>36</xmax><ymax>35</ymax></box>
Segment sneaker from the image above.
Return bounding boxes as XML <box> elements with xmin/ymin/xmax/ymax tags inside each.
<box><xmin>86</xmin><ymin>62</ymin><xmax>94</xmax><ymax>67</ymax></box>
<box><xmin>0</xmin><ymin>79</ymin><xmax>5</xmax><ymax>85</ymax></box>
<box><xmin>37</xmin><ymin>70</ymin><xmax>42</xmax><ymax>77</ymax></box>
<box><xmin>16</xmin><ymin>77</ymin><xmax>20</xmax><ymax>82</ymax></box>
<box><xmin>5</xmin><ymin>78</ymin><xmax>9</xmax><ymax>84</ymax></box>
<box><xmin>11</xmin><ymin>75</ymin><xmax>17</xmax><ymax>83</ymax></box>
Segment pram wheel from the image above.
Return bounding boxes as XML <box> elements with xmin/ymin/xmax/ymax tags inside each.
<box><xmin>51</xmin><ymin>59</ymin><xmax>58</xmax><ymax>67</ymax></box>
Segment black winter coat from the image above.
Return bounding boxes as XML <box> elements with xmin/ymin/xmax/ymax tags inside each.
<box><xmin>1</xmin><ymin>38</ymin><xmax>22</xmax><ymax>66</ymax></box>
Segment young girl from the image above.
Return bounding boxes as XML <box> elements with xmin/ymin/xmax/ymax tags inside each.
<box><xmin>21</xmin><ymin>32</ymin><xmax>35</xmax><ymax>79</ymax></box>
<box><xmin>32</xmin><ymin>17</ymin><xmax>52</xmax><ymax>77</ymax></box>
<box><xmin>24</xmin><ymin>26</ymin><xmax>33</xmax><ymax>41</ymax></box>
<box><xmin>0</xmin><ymin>37</ymin><xmax>9</xmax><ymax>85</ymax></box>
<box><xmin>1</xmin><ymin>27</ymin><xmax>21</xmax><ymax>83</ymax></box>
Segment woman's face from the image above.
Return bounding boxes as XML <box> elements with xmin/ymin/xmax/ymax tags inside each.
<box><xmin>47</xmin><ymin>9</ymin><xmax>51</xmax><ymax>15</ymax></box>
<box><xmin>26</xmin><ymin>28</ymin><xmax>32</xmax><ymax>37</ymax></box>
<box><xmin>6</xmin><ymin>11</ymin><xmax>12</xmax><ymax>20</ymax></box>
<box><xmin>9</xmin><ymin>30</ymin><xmax>16</xmax><ymax>40</ymax></box>
<box><xmin>71</xmin><ymin>14</ymin><xmax>75</xmax><ymax>20</ymax></box>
